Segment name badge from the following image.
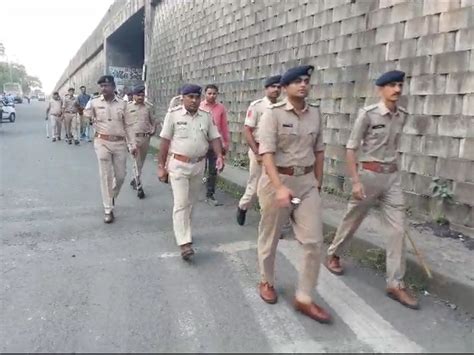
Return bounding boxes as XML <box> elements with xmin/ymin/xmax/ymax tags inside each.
<box><xmin>372</xmin><ymin>124</ymin><xmax>385</xmax><ymax>129</ymax></box>
<box><xmin>282</xmin><ymin>123</ymin><xmax>293</xmax><ymax>128</ymax></box>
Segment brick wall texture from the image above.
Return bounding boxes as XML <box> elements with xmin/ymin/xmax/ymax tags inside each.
<box><xmin>146</xmin><ymin>0</ymin><xmax>474</xmax><ymax>232</ymax></box>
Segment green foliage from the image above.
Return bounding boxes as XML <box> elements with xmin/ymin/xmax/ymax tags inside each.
<box><xmin>0</xmin><ymin>62</ymin><xmax>42</xmax><ymax>95</ymax></box>
<box><xmin>429</xmin><ymin>177</ymin><xmax>453</xmax><ymax>201</ymax></box>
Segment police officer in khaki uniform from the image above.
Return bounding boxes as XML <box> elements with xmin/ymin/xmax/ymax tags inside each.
<box><xmin>257</xmin><ymin>66</ymin><xmax>330</xmax><ymax>323</ymax></box>
<box><xmin>236</xmin><ymin>75</ymin><xmax>281</xmax><ymax>225</ymax></box>
<box><xmin>326</xmin><ymin>70</ymin><xmax>418</xmax><ymax>309</ymax></box>
<box><xmin>46</xmin><ymin>91</ymin><xmax>63</xmax><ymax>142</ymax></box>
<box><xmin>86</xmin><ymin>75</ymin><xmax>137</xmax><ymax>223</ymax></box>
<box><xmin>62</xmin><ymin>88</ymin><xmax>79</xmax><ymax>145</ymax></box>
<box><xmin>127</xmin><ymin>85</ymin><xmax>157</xmax><ymax>198</ymax></box>
<box><xmin>158</xmin><ymin>84</ymin><xmax>223</xmax><ymax>260</ymax></box>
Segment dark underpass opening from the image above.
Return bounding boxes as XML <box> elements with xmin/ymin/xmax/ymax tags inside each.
<box><xmin>105</xmin><ymin>8</ymin><xmax>145</xmax><ymax>96</ymax></box>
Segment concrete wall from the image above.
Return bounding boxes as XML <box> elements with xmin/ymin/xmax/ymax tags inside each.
<box><xmin>146</xmin><ymin>0</ymin><xmax>474</xmax><ymax>233</ymax></box>
<box><xmin>54</xmin><ymin>0</ymin><xmax>144</xmax><ymax>94</ymax></box>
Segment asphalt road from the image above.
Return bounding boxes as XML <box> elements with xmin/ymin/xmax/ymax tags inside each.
<box><xmin>1</xmin><ymin>102</ymin><xmax>473</xmax><ymax>352</ymax></box>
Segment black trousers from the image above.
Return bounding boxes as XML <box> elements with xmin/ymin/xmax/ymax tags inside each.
<box><xmin>206</xmin><ymin>148</ymin><xmax>217</xmax><ymax>197</ymax></box>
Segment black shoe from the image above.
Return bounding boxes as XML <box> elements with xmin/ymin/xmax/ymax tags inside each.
<box><xmin>130</xmin><ymin>179</ymin><xmax>137</xmax><ymax>190</ymax></box>
<box><xmin>74</xmin><ymin>140</ymin><xmax>80</xmax><ymax>145</ymax></box>
<box><xmin>52</xmin><ymin>138</ymin><xmax>56</xmax><ymax>142</ymax></box>
<box><xmin>58</xmin><ymin>137</ymin><xmax>61</xmax><ymax>141</ymax></box>
<box><xmin>137</xmin><ymin>188</ymin><xmax>145</xmax><ymax>199</ymax></box>
<box><xmin>104</xmin><ymin>212</ymin><xmax>114</xmax><ymax>224</ymax></box>
<box><xmin>206</xmin><ymin>194</ymin><xmax>222</xmax><ymax>206</ymax></box>
<box><xmin>236</xmin><ymin>207</ymin><xmax>247</xmax><ymax>225</ymax></box>
<box><xmin>68</xmin><ymin>139</ymin><xmax>72</xmax><ymax>145</ymax></box>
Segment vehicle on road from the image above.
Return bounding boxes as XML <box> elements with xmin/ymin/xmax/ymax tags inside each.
<box><xmin>0</xmin><ymin>100</ymin><xmax>16</xmax><ymax>122</ymax></box>
<box><xmin>3</xmin><ymin>82</ymin><xmax>23</xmax><ymax>104</ymax></box>
<box><xmin>37</xmin><ymin>92</ymin><xmax>45</xmax><ymax>101</ymax></box>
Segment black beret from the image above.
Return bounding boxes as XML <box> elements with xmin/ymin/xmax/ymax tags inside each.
<box><xmin>280</xmin><ymin>65</ymin><xmax>314</xmax><ymax>86</ymax></box>
<box><xmin>375</xmin><ymin>70</ymin><xmax>405</xmax><ymax>86</ymax></box>
<box><xmin>264</xmin><ymin>75</ymin><xmax>282</xmax><ymax>88</ymax></box>
<box><xmin>181</xmin><ymin>84</ymin><xmax>202</xmax><ymax>95</ymax></box>
<box><xmin>97</xmin><ymin>75</ymin><xmax>115</xmax><ymax>85</ymax></box>
<box><xmin>68</xmin><ymin>87</ymin><xmax>75</xmax><ymax>91</ymax></box>
<box><xmin>133</xmin><ymin>85</ymin><xmax>146</xmax><ymax>95</ymax></box>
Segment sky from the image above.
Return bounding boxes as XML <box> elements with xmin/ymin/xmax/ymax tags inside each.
<box><xmin>0</xmin><ymin>0</ymin><xmax>115</xmax><ymax>92</ymax></box>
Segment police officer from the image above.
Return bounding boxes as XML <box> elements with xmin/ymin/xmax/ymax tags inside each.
<box><xmin>257</xmin><ymin>65</ymin><xmax>330</xmax><ymax>323</ymax></box>
<box><xmin>326</xmin><ymin>70</ymin><xmax>418</xmax><ymax>309</ymax></box>
<box><xmin>236</xmin><ymin>75</ymin><xmax>281</xmax><ymax>225</ymax></box>
<box><xmin>46</xmin><ymin>91</ymin><xmax>63</xmax><ymax>142</ymax></box>
<box><xmin>127</xmin><ymin>85</ymin><xmax>157</xmax><ymax>198</ymax></box>
<box><xmin>158</xmin><ymin>84</ymin><xmax>224</xmax><ymax>260</ymax></box>
<box><xmin>62</xmin><ymin>87</ymin><xmax>78</xmax><ymax>145</ymax></box>
<box><xmin>86</xmin><ymin>75</ymin><xmax>137</xmax><ymax>223</ymax></box>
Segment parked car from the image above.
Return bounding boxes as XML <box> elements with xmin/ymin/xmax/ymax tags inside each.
<box><xmin>38</xmin><ymin>93</ymin><xmax>45</xmax><ymax>101</ymax></box>
<box><xmin>0</xmin><ymin>101</ymin><xmax>16</xmax><ymax>122</ymax></box>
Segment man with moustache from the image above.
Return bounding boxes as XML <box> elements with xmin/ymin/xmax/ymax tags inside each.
<box><xmin>325</xmin><ymin>70</ymin><xmax>419</xmax><ymax>309</ymax></box>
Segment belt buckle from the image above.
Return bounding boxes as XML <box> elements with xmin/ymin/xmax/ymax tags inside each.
<box><xmin>293</xmin><ymin>166</ymin><xmax>305</xmax><ymax>176</ymax></box>
<box><xmin>381</xmin><ymin>164</ymin><xmax>391</xmax><ymax>173</ymax></box>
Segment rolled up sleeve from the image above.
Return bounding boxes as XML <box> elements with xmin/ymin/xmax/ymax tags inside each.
<box><xmin>314</xmin><ymin>109</ymin><xmax>325</xmax><ymax>152</ymax></box>
<box><xmin>258</xmin><ymin>109</ymin><xmax>277</xmax><ymax>155</ymax></box>
<box><xmin>346</xmin><ymin>109</ymin><xmax>369</xmax><ymax>150</ymax></box>
<box><xmin>244</xmin><ymin>105</ymin><xmax>258</xmax><ymax>128</ymax></box>
<box><xmin>159</xmin><ymin>113</ymin><xmax>173</xmax><ymax>140</ymax></box>
<box><xmin>208</xmin><ymin>115</ymin><xmax>221</xmax><ymax>141</ymax></box>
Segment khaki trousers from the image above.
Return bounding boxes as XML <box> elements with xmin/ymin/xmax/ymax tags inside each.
<box><xmin>50</xmin><ymin>114</ymin><xmax>62</xmax><ymax>138</ymax></box>
<box><xmin>257</xmin><ymin>172</ymin><xmax>323</xmax><ymax>302</ymax></box>
<box><xmin>135</xmin><ymin>136</ymin><xmax>151</xmax><ymax>175</ymax></box>
<box><xmin>94</xmin><ymin>139</ymin><xmax>128</xmax><ymax>213</ymax></box>
<box><xmin>327</xmin><ymin>170</ymin><xmax>406</xmax><ymax>287</ymax></box>
<box><xmin>63</xmin><ymin>113</ymin><xmax>75</xmax><ymax>139</ymax></box>
<box><xmin>168</xmin><ymin>157</ymin><xmax>205</xmax><ymax>246</ymax></box>
<box><xmin>238</xmin><ymin>149</ymin><xmax>263</xmax><ymax>210</ymax></box>
<box><xmin>71</xmin><ymin>113</ymin><xmax>81</xmax><ymax>140</ymax></box>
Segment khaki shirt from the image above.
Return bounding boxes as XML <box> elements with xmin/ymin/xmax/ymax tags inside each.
<box><xmin>346</xmin><ymin>101</ymin><xmax>407</xmax><ymax>163</ymax></box>
<box><xmin>62</xmin><ymin>94</ymin><xmax>77</xmax><ymax>113</ymax></box>
<box><xmin>259</xmin><ymin>99</ymin><xmax>324</xmax><ymax>167</ymax></box>
<box><xmin>127</xmin><ymin>101</ymin><xmax>156</xmax><ymax>133</ymax></box>
<box><xmin>244</xmin><ymin>96</ymin><xmax>274</xmax><ymax>143</ymax></box>
<box><xmin>160</xmin><ymin>106</ymin><xmax>221</xmax><ymax>158</ymax></box>
<box><xmin>89</xmin><ymin>95</ymin><xmax>136</xmax><ymax>148</ymax></box>
<box><xmin>48</xmin><ymin>99</ymin><xmax>62</xmax><ymax>116</ymax></box>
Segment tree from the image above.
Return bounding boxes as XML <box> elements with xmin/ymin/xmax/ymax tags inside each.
<box><xmin>0</xmin><ymin>61</ymin><xmax>42</xmax><ymax>95</ymax></box>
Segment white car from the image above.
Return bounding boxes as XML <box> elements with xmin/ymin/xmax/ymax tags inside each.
<box><xmin>0</xmin><ymin>101</ymin><xmax>16</xmax><ymax>122</ymax></box>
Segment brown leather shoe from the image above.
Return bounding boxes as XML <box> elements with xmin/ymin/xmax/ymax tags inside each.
<box><xmin>326</xmin><ymin>255</ymin><xmax>343</xmax><ymax>275</ymax></box>
<box><xmin>180</xmin><ymin>243</ymin><xmax>194</xmax><ymax>261</ymax></box>
<box><xmin>294</xmin><ymin>299</ymin><xmax>332</xmax><ymax>323</ymax></box>
<box><xmin>259</xmin><ymin>282</ymin><xmax>277</xmax><ymax>304</ymax></box>
<box><xmin>386</xmin><ymin>286</ymin><xmax>419</xmax><ymax>310</ymax></box>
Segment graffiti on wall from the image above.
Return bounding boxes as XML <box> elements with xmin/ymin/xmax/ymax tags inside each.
<box><xmin>109</xmin><ymin>66</ymin><xmax>143</xmax><ymax>83</ymax></box>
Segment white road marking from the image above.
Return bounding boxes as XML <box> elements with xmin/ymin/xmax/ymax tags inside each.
<box><xmin>225</xmin><ymin>252</ymin><xmax>326</xmax><ymax>353</ymax></box>
<box><xmin>279</xmin><ymin>242</ymin><xmax>425</xmax><ymax>353</ymax></box>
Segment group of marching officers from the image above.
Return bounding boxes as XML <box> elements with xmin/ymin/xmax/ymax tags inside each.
<box><xmin>65</xmin><ymin>65</ymin><xmax>419</xmax><ymax>325</ymax></box>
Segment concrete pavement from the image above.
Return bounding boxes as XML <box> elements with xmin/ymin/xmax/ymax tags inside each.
<box><xmin>1</xmin><ymin>102</ymin><xmax>472</xmax><ymax>352</ymax></box>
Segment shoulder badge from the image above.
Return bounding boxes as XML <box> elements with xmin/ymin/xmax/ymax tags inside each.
<box><xmin>168</xmin><ymin>105</ymin><xmax>182</xmax><ymax>113</ymax></box>
<box><xmin>271</xmin><ymin>101</ymin><xmax>286</xmax><ymax>109</ymax></box>
<box><xmin>249</xmin><ymin>98</ymin><xmax>264</xmax><ymax>107</ymax></box>
<box><xmin>363</xmin><ymin>103</ymin><xmax>378</xmax><ymax>112</ymax></box>
<box><xmin>398</xmin><ymin>106</ymin><xmax>408</xmax><ymax>114</ymax></box>
<box><xmin>307</xmin><ymin>102</ymin><xmax>320</xmax><ymax>107</ymax></box>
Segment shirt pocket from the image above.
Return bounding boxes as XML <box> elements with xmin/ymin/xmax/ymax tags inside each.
<box><xmin>277</xmin><ymin>123</ymin><xmax>298</xmax><ymax>150</ymax></box>
<box><xmin>174</xmin><ymin>123</ymin><xmax>189</xmax><ymax>138</ymax></box>
<box><xmin>95</xmin><ymin>106</ymin><xmax>108</xmax><ymax>122</ymax></box>
<box><xmin>369</xmin><ymin>123</ymin><xmax>388</xmax><ymax>144</ymax></box>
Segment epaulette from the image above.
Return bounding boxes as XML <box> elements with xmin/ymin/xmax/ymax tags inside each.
<box><xmin>168</xmin><ymin>105</ymin><xmax>182</xmax><ymax>112</ymax></box>
<box><xmin>308</xmin><ymin>102</ymin><xmax>320</xmax><ymax>107</ymax></box>
<box><xmin>271</xmin><ymin>101</ymin><xmax>286</xmax><ymax>108</ymax></box>
<box><xmin>362</xmin><ymin>103</ymin><xmax>378</xmax><ymax>112</ymax></box>
<box><xmin>249</xmin><ymin>98</ymin><xmax>264</xmax><ymax>106</ymax></box>
<box><xmin>145</xmin><ymin>100</ymin><xmax>154</xmax><ymax>107</ymax></box>
<box><xmin>199</xmin><ymin>107</ymin><xmax>211</xmax><ymax>113</ymax></box>
<box><xmin>398</xmin><ymin>106</ymin><xmax>408</xmax><ymax>114</ymax></box>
